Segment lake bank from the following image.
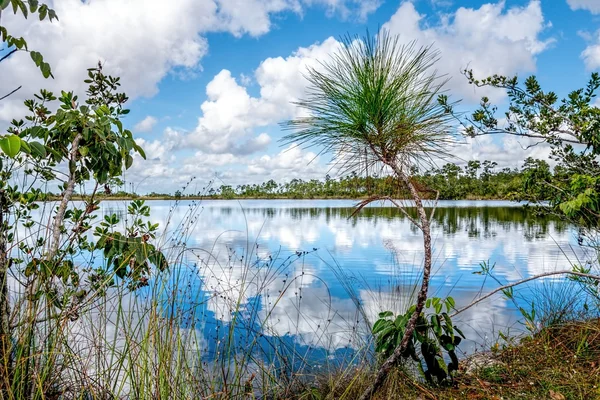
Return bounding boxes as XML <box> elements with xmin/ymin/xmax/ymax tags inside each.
<box><xmin>286</xmin><ymin>320</ymin><xmax>600</xmax><ymax>399</ymax></box>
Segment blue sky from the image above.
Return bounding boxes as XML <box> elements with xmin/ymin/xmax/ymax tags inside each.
<box><xmin>2</xmin><ymin>0</ymin><xmax>600</xmax><ymax>193</ymax></box>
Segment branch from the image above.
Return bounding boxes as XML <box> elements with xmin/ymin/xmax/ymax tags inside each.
<box><xmin>0</xmin><ymin>86</ymin><xmax>21</xmax><ymax>101</ymax></box>
<box><xmin>352</xmin><ymin>195</ymin><xmax>422</xmax><ymax>229</ymax></box>
<box><xmin>429</xmin><ymin>189</ymin><xmax>440</xmax><ymax>222</ymax></box>
<box><xmin>451</xmin><ymin>270</ymin><xmax>600</xmax><ymax>318</ymax></box>
<box><xmin>469</xmin><ymin>128</ymin><xmax>584</xmax><ymax>145</ymax></box>
<box><xmin>0</xmin><ymin>48</ymin><xmax>18</xmax><ymax>64</ymax></box>
<box><xmin>47</xmin><ymin>133</ymin><xmax>82</xmax><ymax>261</ymax></box>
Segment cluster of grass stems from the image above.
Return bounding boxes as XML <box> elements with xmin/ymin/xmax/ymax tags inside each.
<box><xmin>1</xmin><ymin>197</ymin><xmax>599</xmax><ymax>399</ymax></box>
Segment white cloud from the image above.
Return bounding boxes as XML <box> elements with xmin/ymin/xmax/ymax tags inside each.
<box><xmin>452</xmin><ymin>134</ymin><xmax>553</xmax><ymax>169</ymax></box>
<box><xmin>0</xmin><ymin>0</ymin><xmax>380</xmax><ymax>123</ymax></box>
<box><xmin>126</xmin><ymin>127</ymin><xmax>186</xmax><ymax>188</ymax></box>
<box><xmin>383</xmin><ymin>0</ymin><xmax>553</xmax><ymax>101</ymax></box>
<box><xmin>185</xmin><ymin>38</ymin><xmax>341</xmax><ymax>155</ymax></box>
<box><xmin>302</xmin><ymin>0</ymin><xmax>382</xmax><ymax>21</ymax></box>
<box><xmin>178</xmin><ymin>0</ymin><xmax>553</xmax><ymax>186</ymax></box>
<box><xmin>5</xmin><ymin>0</ymin><xmax>554</xmax><ymax>190</ymax></box>
<box><xmin>582</xmin><ymin>30</ymin><xmax>600</xmax><ymax>70</ymax></box>
<box><xmin>246</xmin><ymin>144</ymin><xmax>324</xmax><ymax>179</ymax></box>
<box><xmin>567</xmin><ymin>0</ymin><xmax>600</xmax><ymax>14</ymax></box>
<box><xmin>133</xmin><ymin>116</ymin><xmax>158</xmax><ymax>133</ymax></box>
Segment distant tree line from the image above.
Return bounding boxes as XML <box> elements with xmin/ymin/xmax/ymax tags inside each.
<box><xmin>135</xmin><ymin>157</ymin><xmax>554</xmax><ymax>200</ymax></box>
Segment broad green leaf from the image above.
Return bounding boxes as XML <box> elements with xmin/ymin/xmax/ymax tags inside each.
<box><xmin>29</xmin><ymin>141</ymin><xmax>46</xmax><ymax>158</ymax></box>
<box><xmin>17</xmin><ymin>0</ymin><xmax>27</xmax><ymax>17</ymax></box>
<box><xmin>372</xmin><ymin>319</ymin><xmax>387</xmax><ymax>334</ymax></box>
<box><xmin>40</xmin><ymin>62</ymin><xmax>52</xmax><ymax>78</ymax></box>
<box><xmin>19</xmin><ymin>139</ymin><xmax>30</xmax><ymax>154</ymax></box>
<box><xmin>30</xmin><ymin>50</ymin><xmax>42</xmax><ymax>66</ymax></box>
<box><xmin>38</xmin><ymin>3</ymin><xmax>46</xmax><ymax>19</ymax></box>
<box><xmin>125</xmin><ymin>154</ymin><xmax>133</xmax><ymax>169</ymax></box>
<box><xmin>446</xmin><ymin>297</ymin><xmax>455</xmax><ymax>308</ymax></box>
<box><xmin>131</xmin><ymin>141</ymin><xmax>146</xmax><ymax>159</ymax></box>
<box><xmin>436</xmin><ymin>356</ymin><xmax>448</xmax><ymax>375</ymax></box>
<box><xmin>79</xmin><ymin>146</ymin><xmax>89</xmax><ymax>157</ymax></box>
<box><xmin>0</xmin><ymin>134</ymin><xmax>21</xmax><ymax>157</ymax></box>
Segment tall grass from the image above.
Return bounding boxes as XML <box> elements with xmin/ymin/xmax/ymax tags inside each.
<box><xmin>2</xmin><ymin>196</ymin><xmax>599</xmax><ymax>399</ymax></box>
<box><xmin>0</xmin><ymin>196</ymin><xmax>392</xmax><ymax>399</ymax></box>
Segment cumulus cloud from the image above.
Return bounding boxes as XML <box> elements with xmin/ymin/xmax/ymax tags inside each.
<box><xmin>8</xmin><ymin>0</ymin><xmax>554</xmax><ymax>191</ymax></box>
<box><xmin>581</xmin><ymin>30</ymin><xmax>600</xmax><ymax>70</ymax></box>
<box><xmin>126</xmin><ymin>127</ymin><xmax>186</xmax><ymax>188</ymax></box>
<box><xmin>0</xmin><ymin>0</ymin><xmax>380</xmax><ymax>123</ymax></box>
<box><xmin>134</xmin><ymin>116</ymin><xmax>158</xmax><ymax>133</ymax></box>
<box><xmin>567</xmin><ymin>0</ymin><xmax>600</xmax><ymax>14</ymax></box>
<box><xmin>246</xmin><ymin>144</ymin><xmax>323</xmax><ymax>178</ymax></box>
<box><xmin>382</xmin><ymin>0</ymin><xmax>553</xmax><ymax>102</ymax></box>
<box><xmin>174</xmin><ymin>0</ymin><xmax>553</xmax><ymax>187</ymax></box>
<box><xmin>186</xmin><ymin>38</ymin><xmax>341</xmax><ymax>155</ymax></box>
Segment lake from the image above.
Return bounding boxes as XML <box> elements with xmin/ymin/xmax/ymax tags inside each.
<box><xmin>101</xmin><ymin>199</ymin><xmax>592</xmax><ymax>366</ymax></box>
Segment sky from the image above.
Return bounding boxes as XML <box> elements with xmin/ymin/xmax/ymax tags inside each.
<box><xmin>1</xmin><ymin>0</ymin><xmax>599</xmax><ymax>194</ymax></box>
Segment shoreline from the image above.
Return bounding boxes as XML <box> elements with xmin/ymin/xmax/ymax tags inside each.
<box><xmin>51</xmin><ymin>195</ymin><xmax>515</xmax><ymax>202</ymax></box>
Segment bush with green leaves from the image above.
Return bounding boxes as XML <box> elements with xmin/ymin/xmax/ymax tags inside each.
<box><xmin>0</xmin><ymin>65</ymin><xmax>168</xmax><ymax>396</ymax></box>
<box><xmin>372</xmin><ymin>297</ymin><xmax>464</xmax><ymax>385</ymax></box>
<box><xmin>439</xmin><ymin>72</ymin><xmax>600</xmax><ymax>233</ymax></box>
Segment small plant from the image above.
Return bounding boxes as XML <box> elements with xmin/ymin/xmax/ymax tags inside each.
<box><xmin>372</xmin><ymin>297</ymin><xmax>464</xmax><ymax>385</ymax></box>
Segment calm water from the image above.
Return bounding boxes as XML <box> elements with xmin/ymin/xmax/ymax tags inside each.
<box><xmin>102</xmin><ymin>199</ymin><xmax>593</xmax><ymax>362</ymax></box>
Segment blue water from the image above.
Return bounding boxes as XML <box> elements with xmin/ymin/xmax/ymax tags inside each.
<box><xmin>102</xmin><ymin>199</ymin><xmax>593</xmax><ymax>365</ymax></box>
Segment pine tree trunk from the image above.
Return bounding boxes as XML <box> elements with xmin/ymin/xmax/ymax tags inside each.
<box><xmin>358</xmin><ymin>165</ymin><xmax>433</xmax><ymax>400</ymax></box>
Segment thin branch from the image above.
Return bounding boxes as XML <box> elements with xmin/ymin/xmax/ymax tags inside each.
<box><xmin>451</xmin><ymin>270</ymin><xmax>600</xmax><ymax>318</ymax></box>
<box><xmin>47</xmin><ymin>133</ymin><xmax>82</xmax><ymax>261</ymax></box>
<box><xmin>0</xmin><ymin>48</ymin><xmax>18</xmax><ymax>64</ymax></box>
<box><xmin>0</xmin><ymin>86</ymin><xmax>22</xmax><ymax>101</ymax></box>
<box><xmin>352</xmin><ymin>195</ymin><xmax>422</xmax><ymax>229</ymax></box>
<box><xmin>429</xmin><ymin>189</ymin><xmax>440</xmax><ymax>222</ymax></box>
<box><xmin>468</xmin><ymin>128</ymin><xmax>584</xmax><ymax>145</ymax></box>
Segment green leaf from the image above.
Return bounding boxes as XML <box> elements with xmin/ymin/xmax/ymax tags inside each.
<box><xmin>17</xmin><ymin>0</ymin><xmax>27</xmax><ymax>17</ymax></box>
<box><xmin>79</xmin><ymin>146</ymin><xmax>89</xmax><ymax>157</ymax></box>
<box><xmin>378</xmin><ymin>311</ymin><xmax>393</xmax><ymax>318</ymax></box>
<box><xmin>0</xmin><ymin>0</ymin><xmax>10</xmax><ymax>10</ymax></box>
<box><xmin>125</xmin><ymin>154</ymin><xmax>133</xmax><ymax>169</ymax></box>
<box><xmin>38</xmin><ymin>3</ymin><xmax>46</xmax><ymax>19</ymax></box>
<box><xmin>19</xmin><ymin>139</ymin><xmax>30</xmax><ymax>154</ymax></box>
<box><xmin>40</xmin><ymin>61</ymin><xmax>52</xmax><ymax>79</ymax></box>
<box><xmin>431</xmin><ymin>315</ymin><xmax>442</xmax><ymax>337</ymax></box>
<box><xmin>132</xmin><ymin>142</ymin><xmax>146</xmax><ymax>159</ymax></box>
<box><xmin>29</xmin><ymin>141</ymin><xmax>46</xmax><ymax>158</ymax></box>
<box><xmin>30</xmin><ymin>50</ymin><xmax>42</xmax><ymax>66</ymax></box>
<box><xmin>0</xmin><ymin>135</ymin><xmax>21</xmax><ymax>157</ymax></box>
<box><xmin>372</xmin><ymin>319</ymin><xmax>386</xmax><ymax>334</ymax></box>
<box><xmin>436</xmin><ymin>356</ymin><xmax>449</xmax><ymax>375</ymax></box>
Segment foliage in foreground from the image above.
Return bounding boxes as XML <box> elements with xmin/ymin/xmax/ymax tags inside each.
<box><xmin>291</xmin><ymin>320</ymin><xmax>600</xmax><ymax>400</ymax></box>
<box><xmin>373</xmin><ymin>297</ymin><xmax>464</xmax><ymax>385</ymax></box>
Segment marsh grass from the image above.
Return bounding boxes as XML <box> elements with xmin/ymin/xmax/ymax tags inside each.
<box><xmin>0</xmin><ymin>194</ymin><xmax>392</xmax><ymax>399</ymax></box>
<box><xmin>1</xmin><ymin>195</ymin><xmax>599</xmax><ymax>399</ymax></box>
